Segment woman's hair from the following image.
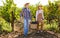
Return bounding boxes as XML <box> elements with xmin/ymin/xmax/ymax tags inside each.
<box><xmin>38</xmin><ymin>5</ymin><xmax>42</xmax><ymax>9</ymax></box>
<box><xmin>24</xmin><ymin>3</ymin><xmax>29</xmax><ymax>6</ymax></box>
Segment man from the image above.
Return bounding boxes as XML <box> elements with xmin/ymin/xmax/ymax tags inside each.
<box><xmin>20</xmin><ymin>3</ymin><xmax>31</xmax><ymax>36</ymax></box>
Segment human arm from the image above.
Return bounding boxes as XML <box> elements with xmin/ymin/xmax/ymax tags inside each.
<box><xmin>36</xmin><ymin>11</ymin><xmax>38</xmax><ymax>21</ymax></box>
<box><xmin>42</xmin><ymin>10</ymin><xmax>44</xmax><ymax>20</ymax></box>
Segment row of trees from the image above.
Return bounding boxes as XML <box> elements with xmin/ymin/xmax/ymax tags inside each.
<box><xmin>0</xmin><ymin>0</ymin><xmax>60</xmax><ymax>33</ymax></box>
<box><xmin>44</xmin><ymin>0</ymin><xmax>60</xmax><ymax>28</ymax></box>
<box><xmin>0</xmin><ymin>0</ymin><xmax>17</xmax><ymax>32</ymax></box>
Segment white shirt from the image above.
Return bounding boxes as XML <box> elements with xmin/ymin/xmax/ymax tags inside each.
<box><xmin>36</xmin><ymin>10</ymin><xmax>44</xmax><ymax>21</ymax></box>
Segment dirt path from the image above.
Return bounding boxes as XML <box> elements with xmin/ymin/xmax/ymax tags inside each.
<box><xmin>0</xmin><ymin>21</ymin><xmax>60</xmax><ymax>38</ymax></box>
<box><xmin>0</xmin><ymin>31</ymin><xmax>60</xmax><ymax>38</ymax></box>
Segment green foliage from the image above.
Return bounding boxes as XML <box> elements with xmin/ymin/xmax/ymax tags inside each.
<box><xmin>15</xmin><ymin>8</ymin><xmax>22</xmax><ymax>20</ymax></box>
<box><xmin>0</xmin><ymin>0</ymin><xmax>16</xmax><ymax>32</ymax></box>
<box><xmin>0</xmin><ymin>17</ymin><xmax>12</xmax><ymax>32</ymax></box>
<box><xmin>1</xmin><ymin>0</ymin><xmax>17</xmax><ymax>22</ymax></box>
<box><xmin>0</xmin><ymin>0</ymin><xmax>60</xmax><ymax>33</ymax></box>
<box><xmin>30</xmin><ymin>5</ymin><xmax>37</xmax><ymax>17</ymax></box>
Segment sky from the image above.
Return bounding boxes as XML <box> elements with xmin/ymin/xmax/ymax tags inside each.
<box><xmin>0</xmin><ymin>0</ymin><xmax>56</xmax><ymax>8</ymax></box>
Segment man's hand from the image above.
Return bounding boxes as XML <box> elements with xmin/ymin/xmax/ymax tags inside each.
<box><xmin>29</xmin><ymin>20</ymin><xmax>31</xmax><ymax>23</ymax></box>
<box><xmin>20</xmin><ymin>17</ymin><xmax>24</xmax><ymax>23</ymax></box>
<box><xmin>20</xmin><ymin>17</ymin><xmax>22</xmax><ymax>19</ymax></box>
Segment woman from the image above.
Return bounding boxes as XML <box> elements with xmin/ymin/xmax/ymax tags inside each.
<box><xmin>36</xmin><ymin>5</ymin><xmax>44</xmax><ymax>32</ymax></box>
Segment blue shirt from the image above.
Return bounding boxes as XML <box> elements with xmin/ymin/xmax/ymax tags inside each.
<box><xmin>20</xmin><ymin>8</ymin><xmax>31</xmax><ymax>19</ymax></box>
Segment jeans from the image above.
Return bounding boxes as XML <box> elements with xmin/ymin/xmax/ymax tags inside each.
<box><xmin>24</xmin><ymin>18</ymin><xmax>30</xmax><ymax>36</ymax></box>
